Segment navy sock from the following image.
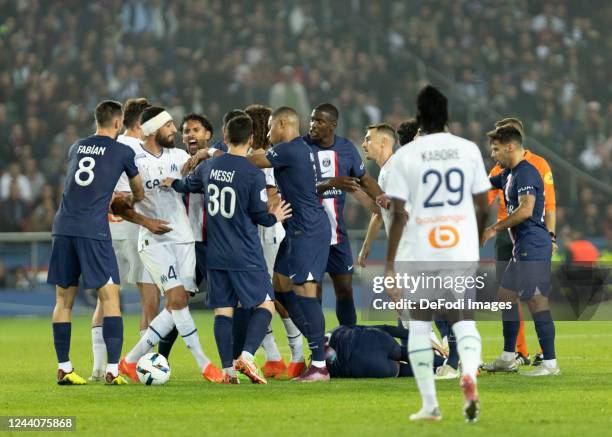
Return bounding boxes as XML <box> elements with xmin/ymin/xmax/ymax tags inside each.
<box><xmin>446</xmin><ymin>332</ymin><xmax>459</xmax><ymax>369</ymax></box>
<box><xmin>102</xmin><ymin>316</ymin><xmax>123</xmax><ymax>365</ymax></box>
<box><xmin>52</xmin><ymin>322</ymin><xmax>71</xmax><ymax>363</ymax></box>
<box><xmin>243</xmin><ymin>308</ymin><xmax>273</xmax><ymax>356</ymax></box>
<box><xmin>502</xmin><ymin>305</ymin><xmax>520</xmax><ymax>353</ymax></box>
<box><xmin>232</xmin><ymin>307</ymin><xmax>251</xmax><ymax>359</ymax></box>
<box><xmin>276</xmin><ymin>291</ymin><xmax>310</xmax><ymax>337</ymax></box>
<box><xmin>336</xmin><ymin>297</ymin><xmax>356</xmax><ymax>326</ymax></box>
<box><xmin>158</xmin><ymin>327</ymin><xmax>178</xmax><ymax>359</ymax></box>
<box><xmin>434</xmin><ymin>318</ymin><xmax>449</xmax><ymax>339</ymax></box>
<box><xmin>297</xmin><ymin>295</ymin><xmax>326</xmax><ymax>362</ymax></box>
<box><xmin>214</xmin><ymin>315</ymin><xmax>234</xmax><ymax>368</ymax></box>
<box><xmin>533</xmin><ymin>310</ymin><xmax>556</xmax><ymax>360</ymax></box>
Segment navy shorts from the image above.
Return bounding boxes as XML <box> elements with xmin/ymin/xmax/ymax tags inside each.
<box><xmin>274</xmin><ymin>228</ymin><xmax>330</xmax><ymax>284</ymax></box>
<box><xmin>326</xmin><ymin>236</ymin><xmax>354</xmax><ymax>275</ymax></box>
<box><xmin>349</xmin><ymin>329</ymin><xmax>400</xmax><ymax>378</ymax></box>
<box><xmin>207</xmin><ymin>269</ymin><xmax>274</xmax><ymax>309</ymax></box>
<box><xmin>195</xmin><ymin>241</ymin><xmax>207</xmax><ymax>285</ymax></box>
<box><xmin>501</xmin><ymin>258</ymin><xmax>551</xmax><ymax>301</ymax></box>
<box><xmin>47</xmin><ymin>235</ymin><xmax>120</xmax><ymax>289</ymax></box>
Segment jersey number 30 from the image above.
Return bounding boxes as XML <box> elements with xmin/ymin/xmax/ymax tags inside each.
<box><xmin>423</xmin><ymin>168</ymin><xmax>464</xmax><ymax>208</ymax></box>
<box><xmin>208</xmin><ymin>184</ymin><xmax>236</xmax><ymax>218</ymax></box>
<box><xmin>75</xmin><ymin>157</ymin><xmax>96</xmax><ymax>187</ymax></box>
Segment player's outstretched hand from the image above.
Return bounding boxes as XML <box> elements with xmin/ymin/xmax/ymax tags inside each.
<box><xmin>330</xmin><ymin>176</ymin><xmax>361</xmax><ymax>192</ymax></box>
<box><xmin>357</xmin><ymin>247</ymin><xmax>369</xmax><ymax>268</ymax></box>
<box><xmin>144</xmin><ymin>218</ymin><xmax>172</xmax><ymax>235</ymax></box>
<box><xmin>481</xmin><ymin>225</ymin><xmax>496</xmax><ymax>247</ymax></box>
<box><xmin>271</xmin><ymin>199</ymin><xmax>292</xmax><ymax>223</ymax></box>
<box><xmin>376</xmin><ymin>193</ymin><xmax>390</xmax><ymax>210</ymax></box>
<box><xmin>161</xmin><ymin>178</ymin><xmax>175</xmax><ymax>188</ymax></box>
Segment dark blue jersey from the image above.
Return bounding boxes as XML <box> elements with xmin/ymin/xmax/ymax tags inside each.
<box><xmin>211</xmin><ymin>140</ymin><xmax>228</xmax><ymax>153</ymax></box>
<box><xmin>304</xmin><ymin>135</ymin><xmax>366</xmax><ymax>243</ymax></box>
<box><xmin>52</xmin><ymin>135</ymin><xmax>138</xmax><ymax>240</ymax></box>
<box><xmin>199</xmin><ymin>154</ymin><xmax>276</xmax><ymax>270</ymax></box>
<box><xmin>265</xmin><ymin>136</ymin><xmax>328</xmax><ymax>236</ymax></box>
<box><xmin>490</xmin><ymin>160</ymin><xmax>551</xmax><ymax>260</ymax></box>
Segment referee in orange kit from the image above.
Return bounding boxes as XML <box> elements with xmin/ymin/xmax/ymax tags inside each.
<box><xmin>488</xmin><ymin>117</ymin><xmax>557</xmax><ymax>367</ymax></box>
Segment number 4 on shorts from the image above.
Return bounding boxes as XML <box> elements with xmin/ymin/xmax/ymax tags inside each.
<box><xmin>168</xmin><ymin>266</ymin><xmax>177</xmax><ymax>280</ymax></box>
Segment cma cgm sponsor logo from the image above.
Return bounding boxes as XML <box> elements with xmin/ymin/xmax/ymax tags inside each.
<box><xmin>428</xmin><ymin>225</ymin><xmax>459</xmax><ymax>248</ymax></box>
<box><xmin>146</xmin><ymin>179</ymin><xmax>161</xmax><ymax>189</ymax></box>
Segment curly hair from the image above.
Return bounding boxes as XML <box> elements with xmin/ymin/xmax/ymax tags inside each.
<box><xmin>245</xmin><ymin>104</ymin><xmax>272</xmax><ymax>150</ymax></box>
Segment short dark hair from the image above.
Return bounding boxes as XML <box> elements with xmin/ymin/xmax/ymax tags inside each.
<box><xmin>123</xmin><ymin>98</ymin><xmax>151</xmax><ymax>129</ymax></box>
<box><xmin>223</xmin><ymin>109</ymin><xmax>247</xmax><ymax>127</ymax></box>
<box><xmin>314</xmin><ymin>103</ymin><xmax>339</xmax><ymax>121</ymax></box>
<box><xmin>367</xmin><ymin>123</ymin><xmax>397</xmax><ymax>144</ymax></box>
<box><xmin>416</xmin><ymin>85</ymin><xmax>448</xmax><ymax>133</ymax></box>
<box><xmin>140</xmin><ymin>106</ymin><xmax>166</xmax><ymax>125</ymax></box>
<box><xmin>95</xmin><ymin>100</ymin><xmax>123</xmax><ymax>128</ymax></box>
<box><xmin>397</xmin><ymin>118</ymin><xmax>419</xmax><ymax>145</ymax></box>
<box><xmin>245</xmin><ymin>104</ymin><xmax>272</xmax><ymax>149</ymax></box>
<box><xmin>487</xmin><ymin>126</ymin><xmax>523</xmax><ymax>146</ymax></box>
<box><xmin>181</xmin><ymin>113</ymin><xmax>213</xmax><ymax>135</ymax></box>
<box><xmin>495</xmin><ymin>117</ymin><xmax>524</xmax><ymax>137</ymax></box>
<box><xmin>226</xmin><ymin>115</ymin><xmax>253</xmax><ymax>145</ymax></box>
<box><xmin>272</xmin><ymin>106</ymin><xmax>298</xmax><ymax>119</ymax></box>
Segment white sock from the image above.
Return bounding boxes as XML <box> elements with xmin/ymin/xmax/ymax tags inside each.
<box><xmin>452</xmin><ymin>320</ymin><xmax>482</xmax><ymax>380</ymax></box>
<box><xmin>106</xmin><ymin>363</ymin><xmax>119</xmax><ymax>377</ymax></box>
<box><xmin>501</xmin><ymin>351</ymin><xmax>515</xmax><ymax>361</ymax></box>
<box><xmin>408</xmin><ymin>320</ymin><xmax>438</xmax><ymax>410</ymax></box>
<box><xmin>311</xmin><ymin>360</ymin><xmax>325</xmax><ymax>368</ymax></box>
<box><xmin>58</xmin><ymin>361</ymin><xmax>73</xmax><ymax>373</ymax></box>
<box><xmin>126</xmin><ymin>310</ymin><xmax>174</xmax><ymax>363</ymax></box>
<box><xmin>282</xmin><ymin>318</ymin><xmax>304</xmax><ymax>362</ymax></box>
<box><xmin>542</xmin><ymin>358</ymin><xmax>557</xmax><ymax>368</ymax></box>
<box><xmin>172</xmin><ymin>307</ymin><xmax>211</xmax><ymax>371</ymax></box>
<box><xmin>140</xmin><ymin>329</ymin><xmax>154</xmax><ymax>354</ymax></box>
<box><xmin>224</xmin><ymin>367</ymin><xmax>237</xmax><ymax>377</ymax></box>
<box><xmin>91</xmin><ymin>326</ymin><xmax>106</xmax><ymax>373</ymax></box>
<box><xmin>241</xmin><ymin>351</ymin><xmax>254</xmax><ymax>362</ymax></box>
<box><xmin>261</xmin><ymin>325</ymin><xmax>282</xmax><ymax>361</ymax></box>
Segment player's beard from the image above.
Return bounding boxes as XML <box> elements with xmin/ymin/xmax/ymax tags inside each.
<box><xmin>156</xmin><ymin>131</ymin><xmax>175</xmax><ymax>149</ymax></box>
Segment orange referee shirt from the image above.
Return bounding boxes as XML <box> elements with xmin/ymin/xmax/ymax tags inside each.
<box><xmin>488</xmin><ymin>150</ymin><xmax>556</xmax><ymax>220</ymax></box>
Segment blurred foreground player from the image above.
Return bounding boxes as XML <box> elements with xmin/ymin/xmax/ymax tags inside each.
<box><xmin>482</xmin><ymin>126</ymin><xmax>559</xmax><ymax>377</ymax></box>
<box><xmin>119</xmin><ymin>106</ymin><xmax>223</xmax><ymax>383</ymax></box>
<box><xmin>48</xmin><ymin>100</ymin><xmax>144</xmax><ymax>385</ymax></box>
<box><xmin>385</xmin><ymin>86</ymin><xmax>490</xmax><ymax>422</ymax></box>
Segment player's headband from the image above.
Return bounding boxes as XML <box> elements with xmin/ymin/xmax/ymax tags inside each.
<box><xmin>141</xmin><ymin>111</ymin><xmax>172</xmax><ymax>136</ymax></box>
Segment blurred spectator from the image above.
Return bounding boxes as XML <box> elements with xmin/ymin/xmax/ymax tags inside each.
<box><xmin>0</xmin><ymin>261</ymin><xmax>7</xmax><ymax>288</ymax></box>
<box><xmin>0</xmin><ymin>181</ymin><xmax>30</xmax><ymax>231</ymax></box>
<box><xmin>26</xmin><ymin>184</ymin><xmax>56</xmax><ymax>232</ymax></box>
<box><xmin>0</xmin><ymin>163</ymin><xmax>32</xmax><ymax>202</ymax></box>
<box><xmin>269</xmin><ymin>65</ymin><xmax>310</xmax><ymax>126</ymax></box>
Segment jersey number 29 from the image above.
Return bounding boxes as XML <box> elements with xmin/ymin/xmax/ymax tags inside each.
<box><xmin>208</xmin><ymin>184</ymin><xmax>236</xmax><ymax>218</ymax></box>
<box><xmin>422</xmin><ymin>168</ymin><xmax>464</xmax><ymax>208</ymax></box>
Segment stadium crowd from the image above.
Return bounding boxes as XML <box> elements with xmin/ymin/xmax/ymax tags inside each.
<box><xmin>0</xmin><ymin>0</ymin><xmax>610</xmax><ymax>243</ymax></box>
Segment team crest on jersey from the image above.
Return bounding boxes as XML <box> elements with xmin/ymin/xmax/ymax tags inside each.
<box><xmin>322</xmin><ymin>157</ymin><xmax>331</xmax><ymax>168</ymax></box>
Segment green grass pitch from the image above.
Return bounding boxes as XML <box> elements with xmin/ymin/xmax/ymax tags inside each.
<box><xmin>2</xmin><ymin>313</ymin><xmax>611</xmax><ymax>436</ymax></box>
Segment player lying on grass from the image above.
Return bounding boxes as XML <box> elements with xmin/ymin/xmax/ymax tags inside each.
<box><xmin>325</xmin><ymin>324</ymin><xmax>445</xmax><ymax>378</ymax></box>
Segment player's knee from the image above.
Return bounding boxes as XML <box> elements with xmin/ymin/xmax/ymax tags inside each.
<box><xmin>334</xmin><ymin>285</ymin><xmax>353</xmax><ymax>300</ymax></box>
<box><xmin>165</xmin><ymin>287</ymin><xmax>188</xmax><ymax>310</ymax></box>
<box><xmin>214</xmin><ymin>307</ymin><xmax>234</xmax><ymax>317</ymax></box>
<box><xmin>258</xmin><ymin>300</ymin><xmax>275</xmax><ymax>315</ymax></box>
<box><xmin>497</xmin><ymin>287</ymin><xmax>518</xmax><ymax>303</ymax></box>
<box><xmin>527</xmin><ymin>295</ymin><xmax>549</xmax><ymax>313</ymax></box>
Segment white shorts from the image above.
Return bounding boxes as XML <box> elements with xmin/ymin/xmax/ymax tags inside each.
<box><xmin>139</xmin><ymin>243</ymin><xmax>197</xmax><ymax>294</ymax></box>
<box><xmin>112</xmin><ymin>238</ymin><xmax>144</xmax><ymax>286</ymax></box>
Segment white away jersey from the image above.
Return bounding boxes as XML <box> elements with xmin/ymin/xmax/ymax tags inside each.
<box><xmin>109</xmin><ymin>134</ymin><xmax>142</xmax><ymax>240</ymax></box>
<box><xmin>135</xmin><ymin>146</ymin><xmax>194</xmax><ymax>248</ymax></box>
<box><xmin>259</xmin><ymin>168</ymin><xmax>286</xmax><ymax>244</ymax></box>
<box><xmin>385</xmin><ymin>132</ymin><xmax>491</xmax><ymax>262</ymax></box>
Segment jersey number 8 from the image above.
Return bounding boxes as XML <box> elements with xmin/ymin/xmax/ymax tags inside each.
<box><xmin>75</xmin><ymin>157</ymin><xmax>96</xmax><ymax>187</ymax></box>
<box><xmin>208</xmin><ymin>184</ymin><xmax>236</xmax><ymax>218</ymax></box>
